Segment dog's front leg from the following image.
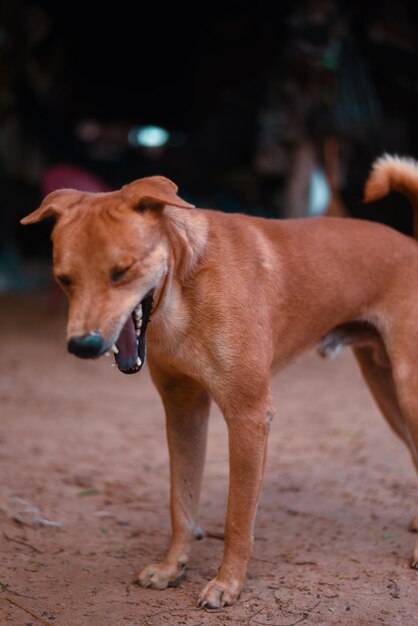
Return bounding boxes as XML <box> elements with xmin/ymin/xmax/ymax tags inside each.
<box><xmin>138</xmin><ymin>373</ymin><xmax>210</xmax><ymax>589</ymax></box>
<box><xmin>198</xmin><ymin>400</ymin><xmax>270</xmax><ymax>608</ymax></box>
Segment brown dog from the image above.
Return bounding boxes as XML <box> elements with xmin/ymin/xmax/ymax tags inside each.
<box><xmin>21</xmin><ymin>155</ymin><xmax>418</xmax><ymax>608</ymax></box>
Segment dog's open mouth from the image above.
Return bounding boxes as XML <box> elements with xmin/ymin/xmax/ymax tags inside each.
<box><xmin>112</xmin><ymin>289</ymin><xmax>154</xmax><ymax>374</ymax></box>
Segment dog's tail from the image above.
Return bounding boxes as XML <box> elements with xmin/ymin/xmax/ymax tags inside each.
<box><xmin>364</xmin><ymin>154</ymin><xmax>418</xmax><ymax>237</ymax></box>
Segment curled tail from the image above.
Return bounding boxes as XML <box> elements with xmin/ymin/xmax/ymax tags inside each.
<box><xmin>364</xmin><ymin>154</ymin><xmax>418</xmax><ymax>238</ymax></box>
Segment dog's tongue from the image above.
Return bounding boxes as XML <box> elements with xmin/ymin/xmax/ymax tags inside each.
<box><xmin>115</xmin><ymin>316</ymin><xmax>137</xmax><ymax>369</ymax></box>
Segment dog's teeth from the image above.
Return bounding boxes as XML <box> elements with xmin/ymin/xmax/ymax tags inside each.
<box><xmin>111</xmin><ymin>363</ymin><xmax>116</xmax><ymax>367</ymax></box>
<box><xmin>136</xmin><ymin>329</ymin><xmax>140</xmax><ymax>337</ymax></box>
<box><xmin>105</xmin><ymin>351</ymin><xmax>110</xmax><ymax>357</ymax></box>
<box><xmin>135</xmin><ymin>304</ymin><xmax>143</xmax><ymax>319</ymax></box>
<box><xmin>136</xmin><ymin>357</ymin><xmax>142</xmax><ymax>367</ymax></box>
<box><xmin>111</xmin><ymin>344</ymin><xmax>119</xmax><ymax>354</ymax></box>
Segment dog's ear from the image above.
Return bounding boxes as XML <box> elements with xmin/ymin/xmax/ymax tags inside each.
<box><xmin>20</xmin><ymin>189</ymin><xmax>85</xmax><ymax>225</ymax></box>
<box><xmin>122</xmin><ymin>176</ymin><xmax>195</xmax><ymax>211</ymax></box>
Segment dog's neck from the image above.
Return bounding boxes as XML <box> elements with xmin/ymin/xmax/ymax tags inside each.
<box><xmin>147</xmin><ymin>207</ymin><xmax>209</xmax><ymax>344</ymax></box>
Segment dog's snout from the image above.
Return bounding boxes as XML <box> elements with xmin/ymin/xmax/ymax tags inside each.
<box><xmin>68</xmin><ymin>332</ymin><xmax>104</xmax><ymax>358</ymax></box>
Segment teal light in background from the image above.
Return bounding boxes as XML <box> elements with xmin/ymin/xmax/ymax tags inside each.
<box><xmin>128</xmin><ymin>125</ymin><xmax>170</xmax><ymax>148</ymax></box>
<box><xmin>309</xmin><ymin>168</ymin><xmax>330</xmax><ymax>216</ymax></box>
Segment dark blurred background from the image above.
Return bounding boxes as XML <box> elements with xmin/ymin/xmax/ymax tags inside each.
<box><xmin>1</xmin><ymin>0</ymin><xmax>418</xmax><ymax>291</ymax></box>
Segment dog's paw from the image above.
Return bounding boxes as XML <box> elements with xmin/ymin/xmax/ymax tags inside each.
<box><xmin>410</xmin><ymin>539</ymin><xmax>418</xmax><ymax>569</ymax></box>
<box><xmin>409</xmin><ymin>514</ymin><xmax>418</xmax><ymax>532</ymax></box>
<box><xmin>198</xmin><ymin>576</ymin><xmax>242</xmax><ymax>609</ymax></box>
<box><xmin>137</xmin><ymin>561</ymin><xmax>185</xmax><ymax>590</ymax></box>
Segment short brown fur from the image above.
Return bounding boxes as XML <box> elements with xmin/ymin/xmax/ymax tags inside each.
<box><xmin>21</xmin><ymin>156</ymin><xmax>418</xmax><ymax>608</ymax></box>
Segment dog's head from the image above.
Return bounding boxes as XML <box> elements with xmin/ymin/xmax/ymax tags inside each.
<box><xmin>21</xmin><ymin>176</ymin><xmax>194</xmax><ymax>374</ymax></box>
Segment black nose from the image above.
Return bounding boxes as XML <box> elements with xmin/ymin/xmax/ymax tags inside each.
<box><xmin>68</xmin><ymin>332</ymin><xmax>104</xmax><ymax>358</ymax></box>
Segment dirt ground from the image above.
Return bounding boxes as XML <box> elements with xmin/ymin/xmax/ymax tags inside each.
<box><xmin>1</xmin><ymin>293</ymin><xmax>418</xmax><ymax>626</ymax></box>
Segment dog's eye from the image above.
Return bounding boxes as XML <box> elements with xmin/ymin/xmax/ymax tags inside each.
<box><xmin>111</xmin><ymin>266</ymin><xmax>131</xmax><ymax>282</ymax></box>
<box><xmin>56</xmin><ymin>274</ymin><xmax>72</xmax><ymax>287</ymax></box>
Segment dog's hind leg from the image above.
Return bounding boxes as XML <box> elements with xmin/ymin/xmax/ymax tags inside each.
<box><xmin>320</xmin><ymin>325</ymin><xmax>408</xmax><ymax>440</ymax></box>
<box><xmin>393</xmin><ymin>359</ymin><xmax>418</xmax><ymax>567</ymax></box>
<box><xmin>364</xmin><ymin>334</ymin><xmax>418</xmax><ymax>569</ymax></box>
<box><xmin>322</xmin><ymin>333</ymin><xmax>418</xmax><ymax>565</ymax></box>
<box><xmin>354</xmin><ymin>345</ymin><xmax>410</xmax><ymax>443</ymax></box>
<box><xmin>138</xmin><ymin>370</ymin><xmax>211</xmax><ymax>589</ymax></box>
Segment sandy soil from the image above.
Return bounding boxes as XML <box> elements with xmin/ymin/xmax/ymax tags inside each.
<box><xmin>1</xmin><ymin>293</ymin><xmax>418</xmax><ymax>625</ymax></box>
